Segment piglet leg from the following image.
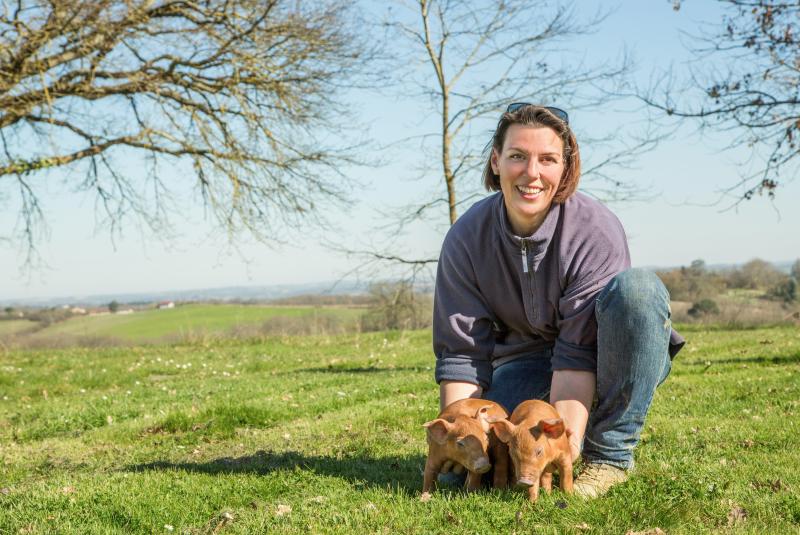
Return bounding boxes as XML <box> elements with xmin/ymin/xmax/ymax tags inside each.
<box><xmin>558</xmin><ymin>455</ymin><xmax>574</xmax><ymax>493</ymax></box>
<box><xmin>527</xmin><ymin>481</ymin><xmax>541</xmax><ymax>502</ymax></box>
<box><xmin>539</xmin><ymin>467</ymin><xmax>553</xmax><ymax>493</ymax></box>
<box><xmin>492</xmin><ymin>442</ymin><xmax>509</xmax><ymax>489</ymax></box>
<box><xmin>423</xmin><ymin>457</ymin><xmax>443</xmax><ymax>493</ymax></box>
<box><xmin>466</xmin><ymin>470</ymin><xmax>482</xmax><ymax>491</ymax></box>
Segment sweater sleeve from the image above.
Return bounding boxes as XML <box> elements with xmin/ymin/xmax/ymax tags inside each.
<box><xmin>432</xmin><ymin>231</ymin><xmax>496</xmax><ymax>390</ymax></box>
<box><xmin>552</xmin><ymin>216</ymin><xmax>630</xmax><ymax>371</ymax></box>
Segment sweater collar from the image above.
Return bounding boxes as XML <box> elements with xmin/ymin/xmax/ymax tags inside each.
<box><xmin>493</xmin><ymin>192</ymin><xmax>560</xmax><ymax>257</ymax></box>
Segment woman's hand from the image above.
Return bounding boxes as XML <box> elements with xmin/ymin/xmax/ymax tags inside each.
<box><xmin>439</xmin><ymin>380</ymin><xmax>483</xmax><ymax>411</ymax></box>
<box><xmin>550</xmin><ymin>369</ymin><xmax>595</xmax><ymax>463</ymax></box>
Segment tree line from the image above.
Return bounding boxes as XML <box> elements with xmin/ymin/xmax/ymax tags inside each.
<box><xmin>657</xmin><ymin>258</ymin><xmax>800</xmax><ymax>316</ymax></box>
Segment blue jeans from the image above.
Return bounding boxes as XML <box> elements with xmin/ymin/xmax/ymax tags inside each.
<box><xmin>484</xmin><ymin>268</ymin><xmax>672</xmax><ymax>470</ymax></box>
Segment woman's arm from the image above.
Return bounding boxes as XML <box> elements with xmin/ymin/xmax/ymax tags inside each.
<box><xmin>550</xmin><ymin>369</ymin><xmax>595</xmax><ymax>463</ymax></box>
<box><xmin>433</xmin><ymin>226</ymin><xmax>496</xmax><ymax>397</ymax></box>
<box><xmin>550</xmin><ymin>201</ymin><xmax>630</xmax><ymax>462</ymax></box>
<box><xmin>439</xmin><ymin>380</ymin><xmax>483</xmax><ymax>411</ymax></box>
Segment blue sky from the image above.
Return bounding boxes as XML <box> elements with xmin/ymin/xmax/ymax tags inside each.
<box><xmin>1</xmin><ymin>1</ymin><xmax>798</xmax><ymax>302</ymax></box>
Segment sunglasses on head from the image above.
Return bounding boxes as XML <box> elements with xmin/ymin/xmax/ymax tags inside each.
<box><xmin>506</xmin><ymin>103</ymin><xmax>569</xmax><ymax>124</ymax></box>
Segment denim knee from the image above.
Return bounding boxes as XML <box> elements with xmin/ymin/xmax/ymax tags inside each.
<box><xmin>596</xmin><ymin>268</ymin><xmax>669</xmax><ymax>320</ymax></box>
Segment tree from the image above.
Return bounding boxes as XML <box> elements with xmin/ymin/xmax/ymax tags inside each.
<box><xmin>688</xmin><ymin>298</ymin><xmax>720</xmax><ymax>317</ymax></box>
<box><xmin>791</xmin><ymin>258</ymin><xmax>800</xmax><ymax>281</ymax></box>
<box><xmin>402</xmin><ymin>1</ymin><xmax>660</xmax><ymax>223</ymax></box>
<box><xmin>687</xmin><ymin>259</ymin><xmax>706</xmax><ymax>277</ymax></box>
<box><xmin>657</xmin><ymin>259</ymin><xmax>725</xmax><ymax>302</ymax></box>
<box><xmin>341</xmin><ymin>0</ymin><xmax>660</xmax><ymax>274</ymax></box>
<box><xmin>0</xmin><ymin>0</ymin><xmax>370</xmax><ymax>264</ymax></box>
<box><xmin>729</xmin><ymin>258</ymin><xmax>785</xmax><ymax>289</ymax></box>
<box><xmin>362</xmin><ymin>280</ymin><xmax>432</xmax><ymax>331</ymax></box>
<box><xmin>108</xmin><ymin>300</ymin><xmax>119</xmax><ymax>313</ymax></box>
<box><xmin>769</xmin><ymin>276</ymin><xmax>796</xmax><ymax>303</ymax></box>
<box><xmin>643</xmin><ymin>1</ymin><xmax>800</xmax><ymax>202</ymax></box>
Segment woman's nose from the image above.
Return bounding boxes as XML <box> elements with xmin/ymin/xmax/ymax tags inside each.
<box><xmin>526</xmin><ymin>159</ymin><xmax>540</xmax><ymax>179</ymax></box>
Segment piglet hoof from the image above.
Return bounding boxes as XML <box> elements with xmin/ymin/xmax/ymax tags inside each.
<box><xmin>420</xmin><ymin>492</ymin><xmax>432</xmax><ymax>503</ymax></box>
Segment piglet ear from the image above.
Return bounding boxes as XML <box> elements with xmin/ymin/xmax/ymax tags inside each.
<box><xmin>422</xmin><ymin>419</ymin><xmax>451</xmax><ymax>445</ymax></box>
<box><xmin>475</xmin><ymin>404</ymin><xmax>494</xmax><ymax>433</ymax></box>
<box><xmin>539</xmin><ymin>418</ymin><xmax>565</xmax><ymax>439</ymax></box>
<box><xmin>491</xmin><ymin>419</ymin><xmax>516</xmax><ymax>443</ymax></box>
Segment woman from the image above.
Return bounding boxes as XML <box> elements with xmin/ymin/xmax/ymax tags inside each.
<box><xmin>433</xmin><ymin>104</ymin><xmax>684</xmax><ymax>497</ymax></box>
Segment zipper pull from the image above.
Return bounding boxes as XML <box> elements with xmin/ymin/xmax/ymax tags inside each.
<box><xmin>520</xmin><ymin>240</ymin><xmax>528</xmax><ymax>273</ymax></box>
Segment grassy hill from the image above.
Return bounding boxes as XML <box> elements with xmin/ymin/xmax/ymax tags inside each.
<box><xmin>4</xmin><ymin>304</ymin><xmax>364</xmax><ymax>347</ymax></box>
<box><xmin>0</xmin><ymin>324</ymin><xmax>798</xmax><ymax>533</ymax></box>
<box><xmin>0</xmin><ymin>320</ymin><xmax>36</xmax><ymax>337</ymax></box>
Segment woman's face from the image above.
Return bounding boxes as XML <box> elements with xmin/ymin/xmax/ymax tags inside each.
<box><xmin>491</xmin><ymin>124</ymin><xmax>565</xmax><ymax>236</ymax></box>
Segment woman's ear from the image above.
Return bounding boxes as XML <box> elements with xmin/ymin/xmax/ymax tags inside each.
<box><xmin>490</xmin><ymin>149</ymin><xmax>500</xmax><ymax>175</ymax></box>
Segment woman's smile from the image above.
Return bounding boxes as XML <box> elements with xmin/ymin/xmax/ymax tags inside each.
<box><xmin>515</xmin><ymin>184</ymin><xmax>546</xmax><ymax>198</ymax></box>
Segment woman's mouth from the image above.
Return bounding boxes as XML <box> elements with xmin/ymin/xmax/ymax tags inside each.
<box><xmin>516</xmin><ymin>185</ymin><xmax>544</xmax><ymax>198</ymax></box>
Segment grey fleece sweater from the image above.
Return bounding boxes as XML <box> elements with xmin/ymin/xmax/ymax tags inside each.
<box><xmin>433</xmin><ymin>191</ymin><xmax>684</xmax><ymax>390</ymax></box>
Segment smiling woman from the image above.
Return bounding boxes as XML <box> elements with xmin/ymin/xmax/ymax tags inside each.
<box><xmin>432</xmin><ymin>103</ymin><xmax>684</xmax><ymax>498</ymax></box>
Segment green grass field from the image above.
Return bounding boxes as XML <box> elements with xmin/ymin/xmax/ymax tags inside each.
<box><xmin>1</xmin><ymin>324</ymin><xmax>798</xmax><ymax>533</ymax></box>
<box><xmin>8</xmin><ymin>304</ymin><xmax>363</xmax><ymax>346</ymax></box>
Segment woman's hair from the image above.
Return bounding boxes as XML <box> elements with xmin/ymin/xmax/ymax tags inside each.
<box><xmin>482</xmin><ymin>106</ymin><xmax>581</xmax><ymax>203</ymax></box>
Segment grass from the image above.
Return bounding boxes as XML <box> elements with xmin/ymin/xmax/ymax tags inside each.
<box><xmin>0</xmin><ymin>320</ymin><xmax>36</xmax><ymax>337</ymax></box>
<box><xmin>8</xmin><ymin>304</ymin><xmax>363</xmax><ymax>347</ymax></box>
<box><xmin>0</xmin><ymin>325</ymin><xmax>799</xmax><ymax>533</ymax></box>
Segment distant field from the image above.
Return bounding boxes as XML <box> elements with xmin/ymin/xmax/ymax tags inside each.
<box><xmin>0</xmin><ymin>320</ymin><xmax>36</xmax><ymax>337</ymax></box>
<box><xmin>671</xmin><ymin>291</ymin><xmax>799</xmax><ymax>326</ymax></box>
<box><xmin>6</xmin><ymin>304</ymin><xmax>364</xmax><ymax>347</ymax></box>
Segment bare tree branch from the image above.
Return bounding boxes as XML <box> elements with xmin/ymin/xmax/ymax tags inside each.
<box><xmin>640</xmin><ymin>0</ymin><xmax>800</xmax><ymax>202</ymax></box>
<box><xmin>0</xmin><ymin>0</ymin><xmax>374</xmax><ymax>266</ymax></box>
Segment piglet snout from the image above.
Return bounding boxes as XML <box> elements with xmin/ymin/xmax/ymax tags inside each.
<box><xmin>473</xmin><ymin>458</ymin><xmax>492</xmax><ymax>474</ymax></box>
<box><xmin>515</xmin><ymin>477</ymin><xmax>535</xmax><ymax>488</ymax></box>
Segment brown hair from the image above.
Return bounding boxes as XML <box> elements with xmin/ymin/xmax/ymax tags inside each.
<box><xmin>482</xmin><ymin>106</ymin><xmax>581</xmax><ymax>203</ymax></box>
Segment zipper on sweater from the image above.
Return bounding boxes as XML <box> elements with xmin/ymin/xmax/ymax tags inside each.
<box><xmin>521</xmin><ymin>238</ymin><xmax>537</xmax><ymax>324</ymax></box>
<box><xmin>520</xmin><ymin>240</ymin><xmax>528</xmax><ymax>273</ymax></box>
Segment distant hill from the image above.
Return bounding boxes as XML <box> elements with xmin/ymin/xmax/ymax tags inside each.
<box><xmin>644</xmin><ymin>260</ymin><xmax>795</xmax><ymax>274</ymax></box>
<box><xmin>4</xmin><ymin>259</ymin><xmax>792</xmax><ymax>308</ymax></box>
<box><xmin>3</xmin><ymin>280</ymin><xmax>370</xmax><ymax>308</ymax></box>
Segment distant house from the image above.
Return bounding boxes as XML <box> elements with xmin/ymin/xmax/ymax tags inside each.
<box><xmin>157</xmin><ymin>301</ymin><xmax>175</xmax><ymax>310</ymax></box>
<box><xmin>71</xmin><ymin>307</ymin><xmax>87</xmax><ymax>315</ymax></box>
<box><xmin>117</xmin><ymin>308</ymin><xmax>135</xmax><ymax>315</ymax></box>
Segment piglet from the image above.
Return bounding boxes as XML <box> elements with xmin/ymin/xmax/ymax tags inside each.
<box><xmin>491</xmin><ymin>399</ymin><xmax>573</xmax><ymax>502</ymax></box>
<box><xmin>422</xmin><ymin>398</ymin><xmax>509</xmax><ymax>494</ymax></box>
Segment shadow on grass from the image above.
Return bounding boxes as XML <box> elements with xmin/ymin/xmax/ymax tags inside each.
<box><xmin>126</xmin><ymin>449</ymin><xmax>426</xmax><ymax>493</ymax></box>
<box><xmin>291</xmin><ymin>366</ymin><xmax>427</xmax><ymax>374</ymax></box>
<box><xmin>683</xmin><ymin>352</ymin><xmax>800</xmax><ymax>367</ymax></box>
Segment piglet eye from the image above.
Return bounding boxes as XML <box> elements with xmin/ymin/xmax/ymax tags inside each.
<box><xmin>457</xmin><ymin>439</ymin><xmax>466</xmax><ymax>448</ymax></box>
<box><xmin>535</xmin><ymin>447</ymin><xmax>544</xmax><ymax>457</ymax></box>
